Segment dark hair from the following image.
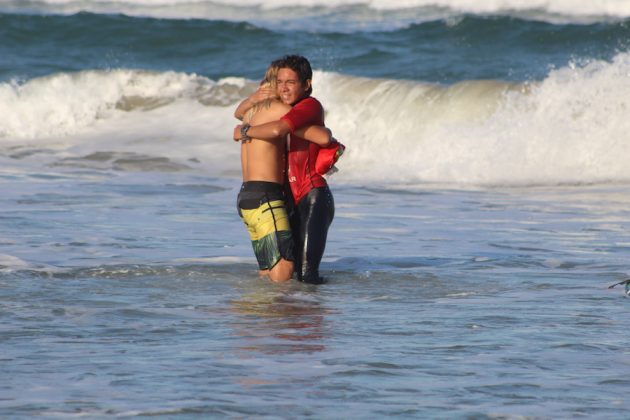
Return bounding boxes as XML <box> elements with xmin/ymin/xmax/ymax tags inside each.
<box><xmin>273</xmin><ymin>54</ymin><xmax>313</xmax><ymax>95</ymax></box>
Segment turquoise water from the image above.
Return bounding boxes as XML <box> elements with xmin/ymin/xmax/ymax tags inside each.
<box><xmin>1</xmin><ymin>0</ymin><xmax>630</xmax><ymax>417</ymax></box>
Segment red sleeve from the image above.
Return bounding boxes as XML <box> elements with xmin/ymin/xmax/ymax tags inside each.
<box><xmin>280</xmin><ymin>97</ymin><xmax>324</xmax><ymax>132</ymax></box>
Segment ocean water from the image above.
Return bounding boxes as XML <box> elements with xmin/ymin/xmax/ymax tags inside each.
<box><xmin>1</xmin><ymin>0</ymin><xmax>630</xmax><ymax>417</ymax></box>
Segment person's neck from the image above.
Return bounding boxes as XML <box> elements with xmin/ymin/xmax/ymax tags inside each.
<box><xmin>291</xmin><ymin>94</ymin><xmax>310</xmax><ymax>106</ymax></box>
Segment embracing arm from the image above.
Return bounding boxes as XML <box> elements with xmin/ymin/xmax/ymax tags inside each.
<box><xmin>233</xmin><ymin>121</ymin><xmax>331</xmax><ymax>146</ymax></box>
<box><xmin>296</xmin><ymin>126</ymin><xmax>332</xmax><ymax>146</ymax></box>
<box><xmin>234</xmin><ymin>97</ymin><xmax>253</xmax><ymax>121</ymax></box>
<box><xmin>238</xmin><ymin>120</ymin><xmax>291</xmax><ymax>140</ymax></box>
<box><xmin>233</xmin><ymin>86</ymin><xmax>275</xmax><ymax>120</ymax></box>
<box><xmin>234</xmin><ymin>96</ymin><xmax>331</xmax><ymax>145</ymax></box>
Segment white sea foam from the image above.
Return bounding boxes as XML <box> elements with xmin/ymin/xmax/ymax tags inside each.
<box><xmin>1</xmin><ymin>52</ymin><xmax>629</xmax><ymax>186</ymax></box>
<box><xmin>2</xmin><ymin>0</ymin><xmax>629</xmax><ymax>24</ymax></box>
<box><xmin>0</xmin><ymin>70</ymin><xmax>245</xmax><ymax>140</ymax></box>
<box><xmin>320</xmin><ymin>52</ymin><xmax>630</xmax><ymax>186</ymax></box>
<box><xmin>0</xmin><ymin>70</ymin><xmax>246</xmax><ymax>173</ymax></box>
<box><xmin>0</xmin><ymin>253</ymin><xmax>63</xmax><ymax>273</ymax></box>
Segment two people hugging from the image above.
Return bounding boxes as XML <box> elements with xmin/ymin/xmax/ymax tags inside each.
<box><xmin>233</xmin><ymin>55</ymin><xmax>344</xmax><ymax>284</ymax></box>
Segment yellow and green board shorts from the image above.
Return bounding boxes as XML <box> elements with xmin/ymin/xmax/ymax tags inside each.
<box><xmin>237</xmin><ymin>182</ymin><xmax>294</xmax><ymax>270</ymax></box>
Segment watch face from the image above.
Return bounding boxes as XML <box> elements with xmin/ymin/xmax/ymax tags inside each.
<box><xmin>241</xmin><ymin>124</ymin><xmax>250</xmax><ymax>139</ymax></box>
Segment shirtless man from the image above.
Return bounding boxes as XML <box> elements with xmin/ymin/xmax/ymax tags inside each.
<box><xmin>234</xmin><ymin>65</ymin><xmax>330</xmax><ymax>282</ymax></box>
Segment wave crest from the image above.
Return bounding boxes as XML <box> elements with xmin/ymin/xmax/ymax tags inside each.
<box><xmin>2</xmin><ymin>53</ymin><xmax>630</xmax><ymax>186</ymax></box>
<box><xmin>0</xmin><ymin>70</ymin><xmax>252</xmax><ymax>140</ymax></box>
<box><xmin>2</xmin><ymin>0</ymin><xmax>629</xmax><ymax>26</ymax></box>
<box><xmin>320</xmin><ymin>52</ymin><xmax>630</xmax><ymax>185</ymax></box>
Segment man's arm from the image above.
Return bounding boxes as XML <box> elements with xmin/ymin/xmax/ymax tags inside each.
<box><xmin>233</xmin><ymin>122</ymin><xmax>331</xmax><ymax>146</ymax></box>
<box><xmin>233</xmin><ymin>120</ymin><xmax>292</xmax><ymax>142</ymax></box>
<box><xmin>296</xmin><ymin>126</ymin><xmax>332</xmax><ymax>147</ymax></box>
<box><xmin>234</xmin><ymin>96</ymin><xmax>329</xmax><ymax>144</ymax></box>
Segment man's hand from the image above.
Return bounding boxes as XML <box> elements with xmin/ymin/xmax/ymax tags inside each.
<box><xmin>234</xmin><ymin>86</ymin><xmax>275</xmax><ymax>120</ymax></box>
<box><xmin>250</xmin><ymin>86</ymin><xmax>274</xmax><ymax>103</ymax></box>
<box><xmin>233</xmin><ymin>124</ymin><xmax>243</xmax><ymax>142</ymax></box>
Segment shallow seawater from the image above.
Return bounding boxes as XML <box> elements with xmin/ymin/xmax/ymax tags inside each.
<box><xmin>1</xmin><ymin>168</ymin><xmax>629</xmax><ymax>418</ymax></box>
<box><xmin>2</xmin><ymin>1</ymin><xmax>630</xmax><ymax>416</ymax></box>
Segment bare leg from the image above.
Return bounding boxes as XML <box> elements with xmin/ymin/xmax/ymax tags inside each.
<box><xmin>267</xmin><ymin>258</ymin><xmax>294</xmax><ymax>282</ymax></box>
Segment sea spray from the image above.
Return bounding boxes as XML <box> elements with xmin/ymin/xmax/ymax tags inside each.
<box><xmin>2</xmin><ymin>54</ymin><xmax>630</xmax><ymax>185</ymax></box>
<box><xmin>0</xmin><ymin>70</ymin><xmax>251</xmax><ymax>140</ymax></box>
<box><xmin>3</xmin><ymin>0</ymin><xmax>630</xmax><ymax>24</ymax></box>
<box><xmin>318</xmin><ymin>52</ymin><xmax>630</xmax><ymax>186</ymax></box>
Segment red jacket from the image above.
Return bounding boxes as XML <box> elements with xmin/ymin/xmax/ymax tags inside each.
<box><xmin>281</xmin><ymin>97</ymin><xmax>327</xmax><ymax>204</ymax></box>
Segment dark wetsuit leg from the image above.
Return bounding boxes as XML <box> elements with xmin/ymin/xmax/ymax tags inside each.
<box><xmin>291</xmin><ymin>186</ymin><xmax>334</xmax><ymax>284</ymax></box>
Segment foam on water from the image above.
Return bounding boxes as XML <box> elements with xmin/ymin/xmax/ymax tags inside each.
<box><xmin>0</xmin><ymin>70</ymin><xmax>246</xmax><ymax>140</ymax></box>
<box><xmin>2</xmin><ymin>0</ymin><xmax>629</xmax><ymax>25</ymax></box>
<box><xmin>0</xmin><ymin>70</ymin><xmax>246</xmax><ymax>175</ymax></box>
<box><xmin>322</xmin><ymin>52</ymin><xmax>630</xmax><ymax>186</ymax></box>
<box><xmin>2</xmin><ymin>52</ymin><xmax>629</xmax><ymax>186</ymax></box>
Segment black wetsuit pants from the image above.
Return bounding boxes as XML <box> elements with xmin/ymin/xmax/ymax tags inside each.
<box><xmin>289</xmin><ymin>186</ymin><xmax>335</xmax><ymax>284</ymax></box>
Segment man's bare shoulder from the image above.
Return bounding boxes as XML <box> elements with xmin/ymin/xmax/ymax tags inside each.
<box><xmin>250</xmin><ymin>100</ymin><xmax>291</xmax><ymax>125</ymax></box>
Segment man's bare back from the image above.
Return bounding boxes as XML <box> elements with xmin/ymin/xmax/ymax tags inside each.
<box><xmin>240</xmin><ymin>100</ymin><xmax>291</xmax><ymax>183</ymax></box>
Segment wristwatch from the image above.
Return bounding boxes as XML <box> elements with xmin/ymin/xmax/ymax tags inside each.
<box><xmin>240</xmin><ymin>124</ymin><xmax>251</xmax><ymax>141</ymax></box>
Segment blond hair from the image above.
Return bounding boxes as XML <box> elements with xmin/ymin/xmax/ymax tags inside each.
<box><xmin>246</xmin><ymin>64</ymin><xmax>280</xmax><ymax>120</ymax></box>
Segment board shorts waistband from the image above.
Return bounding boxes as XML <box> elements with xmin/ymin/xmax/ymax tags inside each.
<box><xmin>238</xmin><ymin>181</ymin><xmax>286</xmax><ymax>210</ymax></box>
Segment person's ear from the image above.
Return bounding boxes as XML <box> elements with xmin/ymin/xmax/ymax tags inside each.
<box><xmin>305</xmin><ymin>79</ymin><xmax>312</xmax><ymax>91</ymax></box>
